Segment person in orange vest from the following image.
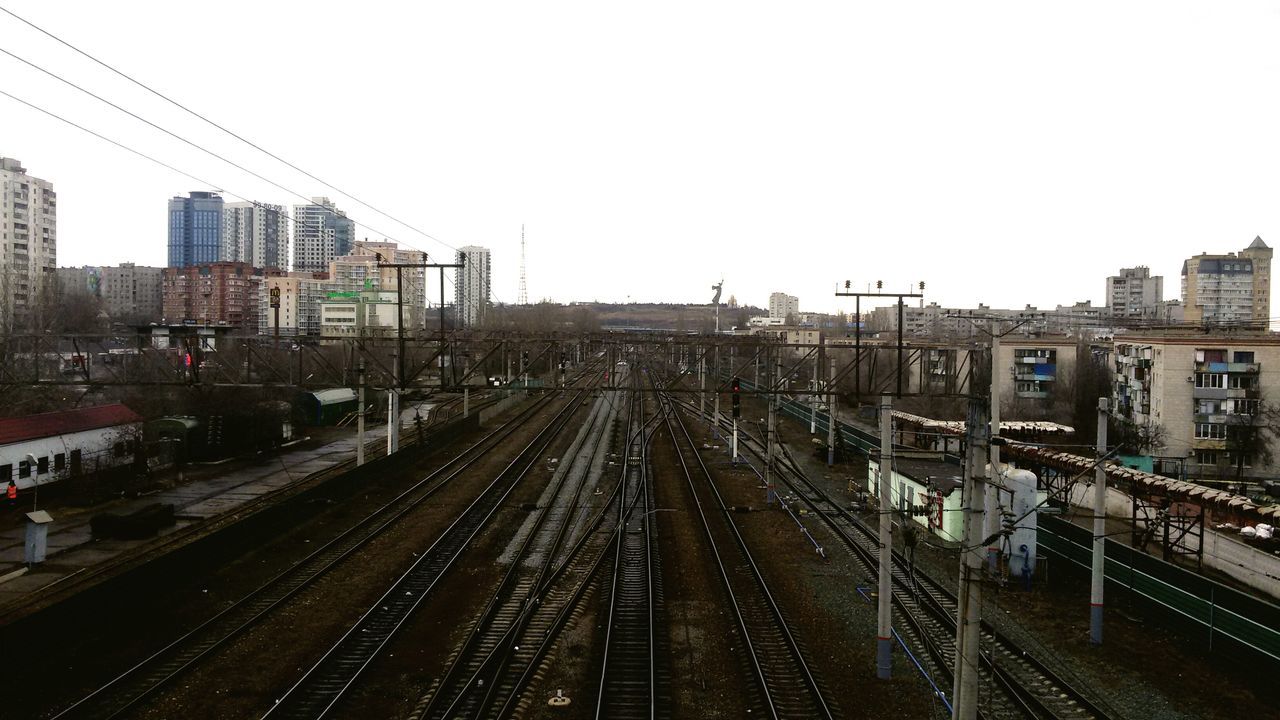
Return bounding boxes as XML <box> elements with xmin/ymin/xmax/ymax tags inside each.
<box><xmin>6</xmin><ymin>481</ymin><xmax>15</xmax><ymax>507</ymax></box>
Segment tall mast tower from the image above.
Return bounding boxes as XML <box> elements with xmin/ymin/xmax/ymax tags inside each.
<box><xmin>518</xmin><ymin>224</ymin><xmax>529</xmax><ymax>305</ymax></box>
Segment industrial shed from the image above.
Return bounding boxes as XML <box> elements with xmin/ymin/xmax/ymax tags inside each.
<box><xmin>300</xmin><ymin>389</ymin><xmax>359</xmax><ymax>426</ymax></box>
<box><xmin>0</xmin><ymin>404</ymin><xmax>144</xmax><ymax>491</ymax></box>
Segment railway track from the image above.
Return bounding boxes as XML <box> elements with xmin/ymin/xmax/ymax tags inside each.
<box><xmin>257</xmin><ymin>376</ymin><xmax>603</xmax><ymax>719</ymax></box>
<box><xmin>657</xmin><ymin>386</ymin><xmax>836</xmax><ymax>720</ymax></box>
<box><xmin>48</xmin><ymin>383</ymin><xmax>581</xmax><ymax>720</ymax></box>
<box><xmin>415</xmin><ymin>370</ymin><xmax>668</xmax><ymax>719</ymax></box>
<box><xmin>594</xmin><ymin>385</ymin><xmax>668</xmax><ymax>720</ymax></box>
<box><xmin>414</xmin><ymin>385</ymin><xmax>625</xmax><ymax>719</ymax></box>
<box><xmin>715</xmin><ymin>397</ymin><xmax>1117</xmax><ymax>720</ymax></box>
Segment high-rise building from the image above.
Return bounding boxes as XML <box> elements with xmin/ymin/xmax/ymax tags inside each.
<box><xmin>1181</xmin><ymin>238</ymin><xmax>1273</xmax><ymax>326</ymax></box>
<box><xmin>768</xmin><ymin>292</ymin><xmax>799</xmax><ymax>320</ymax></box>
<box><xmin>258</xmin><ymin>271</ymin><xmax>329</xmax><ymax>337</ymax></box>
<box><xmin>224</xmin><ymin>202</ymin><xmax>288</xmax><ymax>269</ymax></box>
<box><xmin>1105</xmin><ymin>266</ymin><xmax>1164</xmax><ymax>322</ymax></box>
<box><xmin>292</xmin><ymin>197</ymin><xmax>354</xmax><ymax>273</ymax></box>
<box><xmin>455</xmin><ymin>246</ymin><xmax>491</xmax><ymax>328</ymax></box>
<box><xmin>100</xmin><ymin>263</ymin><xmax>164</xmax><ymax>324</ymax></box>
<box><xmin>329</xmin><ymin>241</ymin><xmax>426</xmax><ymax>330</ymax></box>
<box><xmin>168</xmin><ymin>191</ymin><xmax>224</xmax><ymax>268</ymax></box>
<box><xmin>162</xmin><ymin>261</ymin><xmax>263</xmax><ymax>330</ymax></box>
<box><xmin>1</xmin><ymin>157</ymin><xmax>57</xmax><ymax>328</ymax></box>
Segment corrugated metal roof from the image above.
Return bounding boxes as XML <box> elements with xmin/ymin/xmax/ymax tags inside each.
<box><xmin>0</xmin><ymin>404</ymin><xmax>142</xmax><ymax>446</ymax></box>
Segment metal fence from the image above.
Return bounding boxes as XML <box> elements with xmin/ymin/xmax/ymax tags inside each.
<box><xmin>1039</xmin><ymin>514</ymin><xmax>1280</xmax><ymax>669</ymax></box>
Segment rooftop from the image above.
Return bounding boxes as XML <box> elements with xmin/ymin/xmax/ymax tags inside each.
<box><xmin>0</xmin><ymin>404</ymin><xmax>142</xmax><ymax>447</ymax></box>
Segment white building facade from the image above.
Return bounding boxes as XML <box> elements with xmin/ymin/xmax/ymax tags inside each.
<box><xmin>768</xmin><ymin>292</ymin><xmax>799</xmax><ymax>320</ymax></box>
<box><xmin>224</xmin><ymin>202</ymin><xmax>289</xmax><ymax>269</ymax></box>
<box><xmin>0</xmin><ymin>404</ymin><xmax>142</xmax><ymax>491</ymax></box>
<box><xmin>292</xmin><ymin>197</ymin><xmax>355</xmax><ymax>273</ymax></box>
<box><xmin>0</xmin><ymin>157</ymin><xmax>57</xmax><ymax>329</ymax></box>
<box><xmin>1106</xmin><ymin>266</ymin><xmax>1164</xmax><ymax>322</ymax></box>
<box><xmin>455</xmin><ymin>245</ymin><xmax>491</xmax><ymax>328</ymax></box>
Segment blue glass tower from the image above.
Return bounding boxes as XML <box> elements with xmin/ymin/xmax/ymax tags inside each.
<box><xmin>168</xmin><ymin>191</ymin><xmax>225</xmax><ymax>267</ymax></box>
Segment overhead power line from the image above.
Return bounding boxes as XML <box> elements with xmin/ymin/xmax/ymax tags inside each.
<box><xmin>0</xmin><ymin>44</ymin><xmax>412</xmax><ymax>251</ymax></box>
<box><xmin>0</xmin><ymin>2</ymin><xmax>457</xmax><ymax>254</ymax></box>
<box><xmin>0</xmin><ymin>88</ymin><xmax>424</xmax><ymax>265</ymax></box>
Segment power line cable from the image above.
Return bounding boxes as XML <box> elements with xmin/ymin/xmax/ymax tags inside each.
<box><xmin>0</xmin><ymin>45</ymin><xmax>423</xmax><ymax>256</ymax></box>
<box><xmin>0</xmin><ymin>89</ymin><xmax>428</xmax><ymax>269</ymax></box>
<box><xmin>0</xmin><ymin>3</ymin><xmax>457</xmax><ymax>254</ymax></box>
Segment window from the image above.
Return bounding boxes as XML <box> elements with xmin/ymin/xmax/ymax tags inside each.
<box><xmin>1195</xmin><ymin>450</ymin><xmax>1218</xmax><ymax>465</ymax></box>
<box><xmin>18</xmin><ymin>461</ymin><xmax>30</xmax><ymax>478</ymax></box>
<box><xmin>1199</xmin><ymin>349</ymin><xmax>1227</xmax><ymax>363</ymax></box>
<box><xmin>0</xmin><ymin>464</ymin><xmax>9</xmax><ymax>482</ymax></box>
<box><xmin>36</xmin><ymin>456</ymin><xmax>48</xmax><ymax>474</ymax></box>
<box><xmin>1195</xmin><ymin>423</ymin><xmax>1227</xmax><ymax>439</ymax></box>
<box><xmin>1197</xmin><ymin>400</ymin><xmax>1222</xmax><ymax>414</ymax></box>
<box><xmin>1232</xmin><ymin>399</ymin><xmax>1260</xmax><ymax>415</ymax></box>
<box><xmin>1230</xmin><ymin>375</ymin><xmax>1255</xmax><ymax>389</ymax></box>
<box><xmin>54</xmin><ymin>453</ymin><xmax>65</xmax><ymax>471</ymax></box>
<box><xmin>1234</xmin><ymin>351</ymin><xmax>1255</xmax><ymax>363</ymax></box>
<box><xmin>1195</xmin><ymin>373</ymin><xmax>1225</xmax><ymax>388</ymax></box>
<box><xmin>113</xmin><ymin>441</ymin><xmax>126</xmax><ymax>457</ymax></box>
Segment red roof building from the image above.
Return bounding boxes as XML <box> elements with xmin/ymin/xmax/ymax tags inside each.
<box><xmin>0</xmin><ymin>404</ymin><xmax>143</xmax><ymax>447</ymax></box>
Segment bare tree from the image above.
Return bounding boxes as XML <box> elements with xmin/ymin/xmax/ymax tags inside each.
<box><xmin>1225</xmin><ymin>398</ymin><xmax>1280</xmax><ymax>481</ymax></box>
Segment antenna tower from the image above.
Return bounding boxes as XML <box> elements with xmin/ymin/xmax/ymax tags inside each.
<box><xmin>518</xmin><ymin>224</ymin><xmax>529</xmax><ymax>305</ymax></box>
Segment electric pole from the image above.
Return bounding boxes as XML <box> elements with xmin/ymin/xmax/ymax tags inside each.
<box><xmin>952</xmin><ymin>384</ymin><xmax>990</xmax><ymax>720</ymax></box>
<box><xmin>876</xmin><ymin>394</ymin><xmax>893</xmax><ymax>680</ymax></box>
<box><xmin>1091</xmin><ymin>397</ymin><xmax>1108</xmax><ymax>645</ymax></box>
<box><xmin>357</xmin><ymin>359</ymin><xmax>366</xmax><ymax>466</ymax></box>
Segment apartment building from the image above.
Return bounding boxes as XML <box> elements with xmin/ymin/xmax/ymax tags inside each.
<box><xmin>768</xmin><ymin>292</ymin><xmax>799</xmax><ymax>320</ymax></box>
<box><xmin>1181</xmin><ymin>238</ymin><xmax>1272</xmax><ymax>326</ymax></box>
<box><xmin>1</xmin><ymin>157</ymin><xmax>57</xmax><ymax>328</ymax></box>
<box><xmin>455</xmin><ymin>246</ymin><xmax>491</xmax><ymax>328</ymax></box>
<box><xmin>258</xmin><ymin>272</ymin><xmax>329</xmax><ymax>337</ymax></box>
<box><xmin>292</xmin><ymin>197</ymin><xmax>354</xmax><ymax>273</ymax></box>
<box><xmin>1106</xmin><ymin>266</ymin><xmax>1164</xmax><ymax>321</ymax></box>
<box><xmin>1113</xmin><ymin>332</ymin><xmax>1280</xmax><ymax>481</ymax></box>
<box><xmin>162</xmin><ymin>261</ymin><xmax>264</xmax><ymax>330</ymax></box>
<box><xmin>224</xmin><ymin>202</ymin><xmax>289</xmax><ymax>269</ymax></box>
<box><xmin>330</xmin><ymin>241</ymin><xmax>426</xmax><ymax>330</ymax></box>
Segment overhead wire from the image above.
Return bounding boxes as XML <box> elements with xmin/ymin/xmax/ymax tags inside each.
<box><xmin>0</xmin><ymin>89</ymin><xmax>431</xmax><ymax>270</ymax></box>
<box><xmin>0</xmin><ymin>44</ymin><xmax>427</xmax><ymax>257</ymax></box>
<box><xmin>0</xmin><ymin>2</ymin><xmax>457</xmax><ymax>254</ymax></box>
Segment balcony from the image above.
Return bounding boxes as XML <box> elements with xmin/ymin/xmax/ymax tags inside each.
<box><xmin>1192</xmin><ymin>387</ymin><xmax>1227</xmax><ymax>400</ymax></box>
<box><xmin>1195</xmin><ymin>361</ymin><xmax>1260</xmax><ymax>374</ymax></box>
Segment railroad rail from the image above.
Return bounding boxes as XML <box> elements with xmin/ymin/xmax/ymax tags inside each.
<box><xmin>709</xmin><ymin>395</ymin><xmax>1117</xmax><ymax>720</ymax></box>
<box><xmin>49</xmin><ymin>380</ymin><xmax>581</xmax><ymax>720</ymax></box>
<box><xmin>595</xmin><ymin>384</ymin><xmax>668</xmax><ymax>720</ymax></box>
<box><xmin>259</xmin><ymin>373</ymin><xmax>604</xmax><ymax>718</ymax></box>
<box><xmin>416</xmin><ymin>385</ymin><xmax>624</xmax><ymax>719</ymax></box>
<box><xmin>657</xmin><ymin>384</ymin><xmax>836</xmax><ymax>720</ymax></box>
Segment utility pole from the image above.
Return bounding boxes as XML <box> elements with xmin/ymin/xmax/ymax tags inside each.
<box><xmin>387</xmin><ymin>349</ymin><xmax>400</xmax><ymax>455</ymax></box>
<box><xmin>374</xmin><ymin>256</ymin><xmax>463</xmax><ymax>392</ymax></box>
<box><xmin>1091</xmin><ymin>397</ymin><xmax>1109</xmax><ymax>645</ymax></box>
<box><xmin>357</xmin><ymin>359</ymin><xmax>366</xmax><ymax>466</ymax></box>
<box><xmin>986</xmin><ymin>329</ymin><xmax>1002</xmax><ymax>572</ymax></box>
<box><xmin>766</xmin><ymin>364</ymin><xmax>777</xmax><ymax>505</ymax></box>
<box><xmin>876</xmin><ymin>394</ymin><xmax>893</xmax><ymax>680</ymax></box>
<box><xmin>827</xmin><ymin>350</ymin><xmax>837</xmax><ymax>466</ymax></box>
<box><xmin>835</xmin><ymin>283</ymin><xmax>924</xmax><ymax>402</ymax></box>
<box><xmin>952</xmin><ymin>388</ymin><xmax>990</xmax><ymax>720</ymax></box>
<box><xmin>699</xmin><ymin>349</ymin><xmax>706</xmax><ymax>423</ymax></box>
<box><xmin>712</xmin><ymin>344</ymin><xmax>720</xmax><ymax>428</ymax></box>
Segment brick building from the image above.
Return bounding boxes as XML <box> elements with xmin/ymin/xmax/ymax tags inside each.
<box><xmin>162</xmin><ymin>261</ymin><xmax>264</xmax><ymax>330</ymax></box>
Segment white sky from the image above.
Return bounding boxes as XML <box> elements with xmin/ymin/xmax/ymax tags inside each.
<box><xmin>2</xmin><ymin>1</ymin><xmax>1279</xmax><ymax>317</ymax></box>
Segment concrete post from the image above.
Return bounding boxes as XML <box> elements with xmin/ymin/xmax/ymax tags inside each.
<box><xmin>1091</xmin><ymin>397</ymin><xmax>1108</xmax><ymax>645</ymax></box>
<box><xmin>877</xmin><ymin>395</ymin><xmax>893</xmax><ymax>679</ymax></box>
